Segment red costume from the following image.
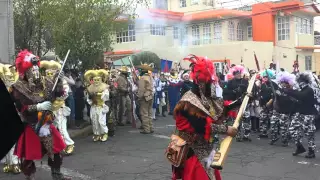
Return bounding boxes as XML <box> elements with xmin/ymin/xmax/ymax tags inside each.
<box><xmin>10</xmin><ymin>50</ymin><xmax>69</xmax><ymax>180</ymax></box>
<box><xmin>169</xmin><ymin>55</ymin><xmax>228</xmax><ymax>180</ymax></box>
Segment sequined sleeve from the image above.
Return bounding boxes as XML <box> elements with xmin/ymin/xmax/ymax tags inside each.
<box><xmin>27</xmin><ymin>104</ymin><xmax>37</xmax><ymax>112</ymax></box>
<box><xmin>211</xmin><ymin>124</ymin><xmax>228</xmax><ymax>134</ymax></box>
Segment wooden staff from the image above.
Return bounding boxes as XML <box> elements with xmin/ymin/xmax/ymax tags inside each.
<box><xmin>211</xmin><ymin>73</ymin><xmax>257</xmax><ymax>170</ymax></box>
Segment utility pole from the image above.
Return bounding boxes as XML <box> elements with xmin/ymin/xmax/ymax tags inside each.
<box><xmin>0</xmin><ymin>0</ymin><xmax>15</xmax><ymax>64</ymax></box>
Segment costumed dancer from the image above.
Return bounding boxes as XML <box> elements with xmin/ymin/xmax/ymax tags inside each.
<box><xmin>137</xmin><ymin>64</ymin><xmax>154</xmax><ymax>134</ymax></box>
<box><xmin>116</xmin><ymin>66</ymin><xmax>132</xmax><ymax>125</ymax></box>
<box><xmin>286</xmin><ymin>73</ymin><xmax>317</xmax><ymax>158</ymax></box>
<box><xmin>159</xmin><ymin>72</ymin><xmax>168</xmax><ymax>117</ymax></box>
<box><xmin>109</xmin><ymin>69</ymin><xmax>120</xmax><ymax>129</ymax></box>
<box><xmin>99</xmin><ymin>69</ymin><xmax>116</xmax><ymax>137</ymax></box>
<box><xmin>11</xmin><ymin>50</ymin><xmax>69</xmax><ymax>180</ymax></box>
<box><xmin>248</xmin><ymin>70</ymin><xmax>261</xmax><ymax>132</ymax></box>
<box><xmin>167</xmin><ymin>69</ymin><xmax>182</xmax><ymax>115</ymax></box>
<box><xmin>269</xmin><ymin>72</ymin><xmax>296</xmax><ymax>146</ymax></box>
<box><xmin>222</xmin><ymin>65</ymin><xmax>248</xmax><ymax>141</ymax></box>
<box><xmin>40</xmin><ymin>61</ymin><xmax>75</xmax><ymax>155</ymax></box>
<box><xmin>0</xmin><ymin>64</ymin><xmax>21</xmax><ymax>174</ymax></box>
<box><xmin>167</xmin><ymin>55</ymin><xmax>237</xmax><ymax>180</ymax></box>
<box><xmin>258</xmin><ymin>69</ymin><xmax>275</xmax><ymax>138</ymax></box>
<box><xmin>152</xmin><ymin>72</ymin><xmax>161</xmax><ymax>120</ymax></box>
<box><xmin>85</xmin><ymin>69</ymin><xmax>110</xmax><ymax>142</ymax></box>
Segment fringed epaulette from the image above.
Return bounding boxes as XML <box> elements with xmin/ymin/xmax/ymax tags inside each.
<box><xmin>174</xmin><ymin>101</ymin><xmax>207</xmax><ymax>120</ymax></box>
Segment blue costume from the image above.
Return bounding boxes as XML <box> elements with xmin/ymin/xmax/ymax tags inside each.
<box><xmin>167</xmin><ymin>74</ymin><xmax>182</xmax><ymax>114</ymax></box>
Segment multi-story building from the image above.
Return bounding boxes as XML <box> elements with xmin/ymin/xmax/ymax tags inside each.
<box><xmin>106</xmin><ymin>0</ymin><xmax>320</xmax><ymax>73</ymax></box>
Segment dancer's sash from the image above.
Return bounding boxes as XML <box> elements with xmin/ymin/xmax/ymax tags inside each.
<box><xmin>210</xmin><ymin>74</ymin><xmax>257</xmax><ymax>170</ymax></box>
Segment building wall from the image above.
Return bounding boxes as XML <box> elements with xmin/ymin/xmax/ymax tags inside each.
<box><xmin>0</xmin><ymin>0</ymin><xmax>14</xmax><ymax>63</ymax></box>
<box><xmin>168</xmin><ymin>0</ymin><xmax>215</xmax><ymax>13</ymax></box>
<box><xmin>111</xmin><ymin>1</ymin><xmax>319</xmax><ymax>72</ymax></box>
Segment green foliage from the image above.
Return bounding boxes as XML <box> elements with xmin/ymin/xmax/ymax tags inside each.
<box><xmin>13</xmin><ymin>0</ymin><xmax>150</xmax><ymax>70</ymax></box>
<box><xmin>131</xmin><ymin>51</ymin><xmax>161</xmax><ymax>70</ymax></box>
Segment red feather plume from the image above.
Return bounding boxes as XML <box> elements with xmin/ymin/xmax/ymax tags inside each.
<box><xmin>15</xmin><ymin>50</ymin><xmax>39</xmax><ymax>77</ymax></box>
<box><xmin>183</xmin><ymin>55</ymin><xmax>217</xmax><ymax>84</ymax></box>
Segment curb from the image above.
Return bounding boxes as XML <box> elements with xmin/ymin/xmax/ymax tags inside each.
<box><xmin>68</xmin><ymin>125</ymin><xmax>92</xmax><ymax>138</ymax></box>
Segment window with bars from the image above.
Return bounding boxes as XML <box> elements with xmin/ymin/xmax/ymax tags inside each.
<box><xmin>116</xmin><ymin>24</ymin><xmax>136</xmax><ymax>43</ymax></box>
<box><xmin>191</xmin><ymin>0</ymin><xmax>199</xmax><ymax>5</ymax></box>
<box><xmin>203</xmin><ymin>23</ymin><xmax>211</xmax><ymax>44</ymax></box>
<box><xmin>228</xmin><ymin>21</ymin><xmax>235</xmax><ymax>41</ymax></box>
<box><xmin>277</xmin><ymin>16</ymin><xmax>290</xmax><ymax>40</ymax></box>
<box><xmin>237</xmin><ymin>22</ymin><xmax>243</xmax><ymax>41</ymax></box>
<box><xmin>180</xmin><ymin>27</ymin><xmax>188</xmax><ymax>46</ymax></box>
<box><xmin>295</xmin><ymin>17</ymin><xmax>313</xmax><ymax>34</ymax></box>
<box><xmin>192</xmin><ymin>25</ymin><xmax>200</xmax><ymax>45</ymax></box>
<box><xmin>173</xmin><ymin>27</ymin><xmax>179</xmax><ymax>39</ymax></box>
<box><xmin>180</xmin><ymin>0</ymin><xmax>186</xmax><ymax>7</ymax></box>
<box><xmin>203</xmin><ymin>0</ymin><xmax>214</xmax><ymax>6</ymax></box>
<box><xmin>213</xmin><ymin>22</ymin><xmax>222</xmax><ymax>44</ymax></box>
<box><xmin>150</xmin><ymin>24</ymin><xmax>166</xmax><ymax>36</ymax></box>
<box><xmin>214</xmin><ymin>62</ymin><xmax>224</xmax><ymax>74</ymax></box>
<box><xmin>305</xmin><ymin>56</ymin><xmax>312</xmax><ymax>71</ymax></box>
<box><xmin>154</xmin><ymin>0</ymin><xmax>167</xmax><ymax>10</ymax></box>
<box><xmin>247</xmin><ymin>21</ymin><xmax>252</xmax><ymax>38</ymax></box>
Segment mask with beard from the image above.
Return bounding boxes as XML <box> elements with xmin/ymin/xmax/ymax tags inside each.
<box><xmin>25</xmin><ymin>65</ymin><xmax>41</xmax><ymax>89</ymax></box>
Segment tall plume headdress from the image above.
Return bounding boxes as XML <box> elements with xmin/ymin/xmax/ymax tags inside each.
<box><xmin>183</xmin><ymin>54</ymin><xmax>217</xmax><ymax>84</ymax></box>
<box><xmin>277</xmin><ymin>72</ymin><xmax>296</xmax><ymax>86</ymax></box>
<box><xmin>15</xmin><ymin>50</ymin><xmax>39</xmax><ymax>78</ymax></box>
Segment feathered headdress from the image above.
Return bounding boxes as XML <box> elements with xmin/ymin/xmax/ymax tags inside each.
<box><xmin>15</xmin><ymin>50</ymin><xmax>39</xmax><ymax>77</ymax></box>
<box><xmin>183</xmin><ymin>54</ymin><xmax>217</xmax><ymax>84</ymax></box>
<box><xmin>297</xmin><ymin>72</ymin><xmax>312</xmax><ymax>84</ymax></box>
<box><xmin>229</xmin><ymin>65</ymin><xmax>245</xmax><ymax>75</ymax></box>
<box><xmin>260</xmin><ymin>69</ymin><xmax>275</xmax><ymax>79</ymax></box>
<box><xmin>277</xmin><ymin>72</ymin><xmax>296</xmax><ymax>86</ymax></box>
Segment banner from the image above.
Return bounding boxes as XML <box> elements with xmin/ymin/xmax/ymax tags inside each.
<box><xmin>160</xmin><ymin>59</ymin><xmax>173</xmax><ymax>72</ymax></box>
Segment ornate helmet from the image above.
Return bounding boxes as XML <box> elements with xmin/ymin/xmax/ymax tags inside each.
<box><xmin>84</xmin><ymin>70</ymin><xmax>98</xmax><ymax>83</ymax></box>
<box><xmin>0</xmin><ymin>64</ymin><xmax>18</xmax><ymax>85</ymax></box>
<box><xmin>15</xmin><ymin>50</ymin><xmax>39</xmax><ymax>78</ymax></box>
<box><xmin>84</xmin><ymin>69</ymin><xmax>108</xmax><ymax>85</ymax></box>
<box><xmin>96</xmin><ymin>69</ymin><xmax>109</xmax><ymax>83</ymax></box>
<box><xmin>40</xmin><ymin>60</ymin><xmax>62</xmax><ymax>78</ymax></box>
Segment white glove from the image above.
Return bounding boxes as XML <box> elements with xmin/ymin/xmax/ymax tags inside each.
<box><xmin>36</xmin><ymin>101</ymin><xmax>52</xmax><ymax>111</ymax></box>
<box><xmin>58</xmin><ymin>71</ymin><xmax>64</xmax><ymax>79</ymax></box>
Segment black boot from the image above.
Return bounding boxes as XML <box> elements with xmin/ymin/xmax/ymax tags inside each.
<box><xmin>305</xmin><ymin>148</ymin><xmax>316</xmax><ymax>158</ymax></box>
<box><xmin>292</xmin><ymin>143</ymin><xmax>306</xmax><ymax>156</ymax></box>
<box><xmin>282</xmin><ymin>140</ymin><xmax>288</xmax><ymax>147</ymax></box>
<box><xmin>269</xmin><ymin>138</ymin><xmax>279</xmax><ymax>145</ymax></box>
<box><xmin>51</xmin><ymin>168</ymin><xmax>71</xmax><ymax>180</ymax></box>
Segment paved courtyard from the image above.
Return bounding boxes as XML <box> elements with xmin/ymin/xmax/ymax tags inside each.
<box><xmin>1</xmin><ymin>116</ymin><xmax>320</xmax><ymax>180</ymax></box>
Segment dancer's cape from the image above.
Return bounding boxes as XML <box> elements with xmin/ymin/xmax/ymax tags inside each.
<box><xmin>0</xmin><ymin>78</ymin><xmax>24</xmax><ymax>159</ymax></box>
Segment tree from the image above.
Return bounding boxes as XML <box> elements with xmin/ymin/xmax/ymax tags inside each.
<box><xmin>42</xmin><ymin>0</ymin><xmax>149</xmax><ymax>71</ymax></box>
<box><xmin>131</xmin><ymin>51</ymin><xmax>161</xmax><ymax>71</ymax></box>
<box><xmin>13</xmin><ymin>0</ymin><xmax>54</xmax><ymax>56</ymax></box>
<box><xmin>13</xmin><ymin>0</ymin><xmax>149</xmax><ymax>70</ymax></box>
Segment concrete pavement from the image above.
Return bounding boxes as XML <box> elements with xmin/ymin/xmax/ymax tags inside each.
<box><xmin>1</xmin><ymin>115</ymin><xmax>320</xmax><ymax>180</ymax></box>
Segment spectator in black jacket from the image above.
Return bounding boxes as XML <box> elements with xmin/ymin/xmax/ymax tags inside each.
<box><xmin>74</xmin><ymin>78</ymin><xmax>85</xmax><ymax>126</ymax></box>
<box><xmin>285</xmin><ymin>73</ymin><xmax>317</xmax><ymax>158</ymax></box>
